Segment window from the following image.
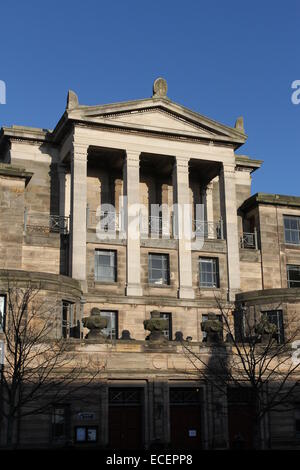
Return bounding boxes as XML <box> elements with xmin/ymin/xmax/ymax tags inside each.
<box><xmin>75</xmin><ymin>426</ymin><xmax>98</xmax><ymax>443</ymax></box>
<box><xmin>160</xmin><ymin>312</ymin><xmax>172</xmax><ymax>340</ymax></box>
<box><xmin>62</xmin><ymin>301</ymin><xmax>79</xmax><ymax>339</ymax></box>
<box><xmin>262</xmin><ymin>310</ymin><xmax>284</xmax><ymax>344</ymax></box>
<box><xmin>202</xmin><ymin>314</ymin><xmax>223</xmax><ymax>341</ymax></box>
<box><xmin>295</xmin><ymin>407</ymin><xmax>300</xmax><ymax>439</ymax></box>
<box><xmin>51</xmin><ymin>406</ymin><xmax>69</xmax><ymax>441</ymax></box>
<box><xmin>284</xmin><ymin>216</ymin><xmax>300</xmax><ymax>245</ymax></box>
<box><xmin>199</xmin><ymin>258</ymin><xmax>219</xmax><ymax>288</ymax></box>
<box><xmin>287</xmin><ymin>265</ymin><xmax>300</xmax><ymax>288</ymax></box>
<box><xmin>99</xmin><ymin>311</ymin><xmax>118</xmax><ymax>339</ymax></box>
<box><xmin>0</xmin><ymin>295</ymin><xmax>6</xmax><ymax>332</ymax></box>
<box><xmin>95</xmin><ymin>250</ymin><xmax>117</xmax><ymax>282</ymax></box>
<box><xmin>148</xmin><ymin>253</ymin><xmax>170</xmax><ymax>285</ymax></box>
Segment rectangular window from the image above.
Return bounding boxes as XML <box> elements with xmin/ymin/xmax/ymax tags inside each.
<box><xmin>262</xmin><ymin>310</ymin><xmax>284</xmax><ymax>344</ymax></box>
<box><xmin>284</xmin><ymin>216</ymin><xmax>300</xmax><ymax>245</ymax></box>
<box><xmin>287</xmin><ymin>265</ymin><xmax>300</xmax><ymax>288</ymax></box>
<box><xmin>75</xmin><ymin>426</ymin><xmax>98</xmax><ymax>443</ymax></box>
<box><xmin>148</xmin><ymin>253</ymin><xmax>170</xmax><ymax>285</ymax></box>
<box><xmin>62</xmin><ymin>301</ymin><xmax>79</xmax><ymax>339</ymax></box>
<box><xmin>95</xmin><ymin>250</ymin><xmax>117</xmax><ymax>282</ymax></box>
<box><xmin>160</xmin><ymin>312</ymin><xmax>172</xmax><ymax>340</ymax></box>
<box><xmin>99</xmin><ymin>310</ymin><xmax>118</xmax><ymax>339</ymax></box>
<box><xmin>199</xmin><ymin>258</ymin><xmax>219</xmax><ymax>288</ymax></box>
<box><xmin>51</xmin><ymin>406</ymin><xmax>69</xmax><ymax>441</ymax></box>
<box><xmin>0</xmin><ymin>295</ymin><xmax>6</xmax><ymax>332</ymax></box>
<box><xmin>202</xmin><ymin>314</ymin><xmax>223</xmax><ymax>341</ymax></box>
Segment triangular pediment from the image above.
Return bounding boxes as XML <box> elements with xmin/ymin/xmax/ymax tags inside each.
<box><xmin>65</xmin><ymin>97</ymin><xmax>247</xmax><ymax>146</ymax></box>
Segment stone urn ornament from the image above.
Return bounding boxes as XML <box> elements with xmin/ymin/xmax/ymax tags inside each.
<box><xmin>255</xmin><ymin>315</ymin><xmax>277</xmax><ymax>343</ymax></box>
<box><xmin>144</xmin><ymin>310</ymin><xmax>168</xmax><ymax>343</ymax></box>
<box><xmin>201</xmin><ymin>313</ymin><xmax>223</xmax><ymax>344</ymax></box>
<box><xmin>82</xmin><ymin>307</ymin><xmax>108</xmax><ymax>341</ymax></box>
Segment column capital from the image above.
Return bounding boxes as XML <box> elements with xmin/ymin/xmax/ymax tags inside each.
<box><xmin>174</xmin><ymin>155</ymin><xmax>190</xmax><ymax>169</ymax></box>
<box><xmin>72</xmin><ymin>143</ymin><xmax>88</xmax><ymax>161</ymax></box>
<box><xmin>221</xmin><ymin>162</ymin><xmax>236</xmax><ymax>175</ymax></box>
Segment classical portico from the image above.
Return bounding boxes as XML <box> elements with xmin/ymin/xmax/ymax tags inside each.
<box><xmin>57</xmin><ymin>78</ymin><xmax>246</xmax><ymax>301</ymax></box>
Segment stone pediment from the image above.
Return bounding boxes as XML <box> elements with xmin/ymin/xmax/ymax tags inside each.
<box><xmin>65</xmin><ymin>92</ymin><xmax>247</xmax><ymax>146</ymax></box>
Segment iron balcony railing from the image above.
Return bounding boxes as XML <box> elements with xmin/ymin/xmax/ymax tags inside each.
<box><xmin>87</xmin><ymin>209</ymin><xmax>121</xmax><ymax>232</ymax></box>
<box><xmin>240</xmin><ymin>229</ymin><xmax>258</xmax><ymax>249</ymax></box>
<box><xmin>193</xmin><ymin>219</ymin><xmax>224</xmax><ymax>240</ymax></box>
<box><xmin>24</xmin><ymin>209</ymin><xmax>69</xmax><ymax>234</ymax></box>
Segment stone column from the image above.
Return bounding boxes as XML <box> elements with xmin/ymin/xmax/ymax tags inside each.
<box><xmin>70</xmin><ymin>143</ymin><xmax>88</xmax><ymax>281</ymax></box>
<box><xmin>172</xmin><ymin>156</ymin><xmax>194</xmax><ymax>299</ymax></box>
<box><xmin>123</xmin><ymin>150</ymin><xmax>143</xmax><ymax>296</ymax></box>
<box><xmin>219</xmin><ymin>163</ymin><xmax>240</xmax><ymax>301</ymax></box>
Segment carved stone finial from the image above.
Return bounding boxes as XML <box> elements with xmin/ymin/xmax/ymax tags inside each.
<box><xmin>201</xmin><ymin>313</ymin><xmax>223</xmax><ymax>344</ymax></box>
<box><xmin>144</xmin><ymin>310</ymin><xmax>168</xmax><ymax>342</ymax></box>
<box><xmin>82</xmin><ymin>307</ymin><xmax>108</xmax><ymax>341</ymax></box>
<box><xmin>256</xmin><ymin>315</ymin><xmax>277</xmax><ymax>344</ymax></box>
<box><xmin>66</xmin><ymin>90</ymin><xmax>79</xmax><ymax>110</ymax></box>
<box><xmin>152</xmin><ymin>77</ymin><xmax>168</xmax><ymax>98</ymax></box>
<box><xmin>235</xmin><ymin>116</ymin><xmax>245</xmax><ymax>133</ymax></box>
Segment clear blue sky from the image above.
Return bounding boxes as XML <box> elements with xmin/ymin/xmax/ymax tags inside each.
<box><xmin>0</xmin><ymin>1</ymin><xmax>299</xmax><ymax>195</ymax></box>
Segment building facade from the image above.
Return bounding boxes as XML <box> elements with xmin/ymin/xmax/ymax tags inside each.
<box><xmin>0</xmin><ymin>78</ymin><xmax>300</xmax><ymax>449</ymax></box>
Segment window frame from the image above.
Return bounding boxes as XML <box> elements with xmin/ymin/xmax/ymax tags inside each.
<box><xmin>99</xmin><ymin>310</ymin><xmax>118</xmax><ymax>340</ymax></box>
<box><xmin>148</xmin><ymin>253</ymin><xmax>170</xmax><ymax>286</ymax></box>
<box><xmin>160</xmin><ymin>312</ymin><xmax>172</xmax><ymax>340</ymax></box>
<box><xmin>284</xmin><ymin>215</ymin><xmax>300</xmax><ymax>245</ymax></box>
<box><xmin>287</xmin><ymin>264</ymin><xmax>300</xmax><ymax>288</ymax></box>
<box><xmin>62</xmin><ymin>300</ymin><xmax>79</xmax><ymax>339</ymax></box>
<box><xmin>199</xmin><ymin>257</ymin><xmax>219</xmax><ymax>288</ymax></box>
<box><xmin>94</xmin><ymin>249</ymin><xmax>117</xmax><ymax>283</ymax></box>
<box><xmin>261</xmin><ymin>309</ymin><xmax>285</xmax><ymax>344</ymax></box>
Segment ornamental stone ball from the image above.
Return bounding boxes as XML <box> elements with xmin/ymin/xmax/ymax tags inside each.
<box><xmin>82</xmin><ymin>307</ymin><xmax>108</xmax><ymax>340</ymax></box>
<box><xmin>256</xmin><ymin>315</ymin><xmax>277</xmax><ymax>343</ymax></box>
<box><xmin>152</xmin><ymin>77</ymin><xmax>168</xmax><ymax>98</ymax></box>
<box><xmin>144</xmin><ymin>310</ymin><xmax>168</xmax><ymax>342</ymax></box>
<box><xmin>201</xmin><ymin>313</ymin><xmax>223</xmax><ymax>344</ymax></box>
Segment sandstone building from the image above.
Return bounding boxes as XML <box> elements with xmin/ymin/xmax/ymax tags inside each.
<box><xmin>0</xmin><ymin>78</ymin><xmax>300</xmax><ymax>449</ymax></box>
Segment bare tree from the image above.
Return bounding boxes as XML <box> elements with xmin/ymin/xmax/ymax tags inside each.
<box><xmin>0</xmin><ymin>280</ymin><xmax>105</xmax><ymax>448</ymax></box>
<box><xmin>182</xmin><ymin>298</ymin><xmax>300</xmax><ymax>449</ymax></box>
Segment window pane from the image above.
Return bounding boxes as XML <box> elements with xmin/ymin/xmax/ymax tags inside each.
<box><xmin>95</xmin><ymin>250</ymin><xmax>116</xmax><ymax>282</ymax></box>
<box><xmin>263</xmin><ymin>310</ymin><xmax>284</xmax><ymax>344</ymax></box>
<box><xmin>199</xmin><ymin>258</ymin><xmax>218</xmax><ymax>287</ymax></box>
<box><xmin>0</xmin><ymin>296</ymin><xmax>5</xmax><ymax>331</ymax></box>
<box><xmin>287</xmin><ymin>265</ymin><xmax>300</xmax><ymax>288</ymax></box>
<box><xmin>284</xmin><ymin>216</ymin><xmax>300</xmax><ymax>245</ymax></box>
<box><xmin>100</xmin><ymin>311</ymin><xmax>117</xmax><ymax>339</ymax></box>
<box><xmin>149</xmin><ymin>254</ymin><xmax>169</xmax><ymax>285</ymax></box>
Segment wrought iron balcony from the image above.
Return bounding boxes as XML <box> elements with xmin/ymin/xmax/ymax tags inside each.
<box><xmin>193</xmin><ymin>219</ymin><xmax>224</xmax><ymax>240</ymax></box>
<box><xmin>240</xmin><ymin>230</ymin><xmax>258</xmax><ymax>249</ymax></box>
<box><xmin>24</xmin><ymin>209</ymin><xmax>69</xmax><ymax>234</ymax></box>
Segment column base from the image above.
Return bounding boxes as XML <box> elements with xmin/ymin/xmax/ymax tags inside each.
<box><xmin>178</xmin><ymin>287</ymin><xmax>195</xmax><ymax>300</ymax></box>
<box><xmin>126</xmin><ymin>284</ymin><xmax>143</xmax><ymax>297</ymax></box>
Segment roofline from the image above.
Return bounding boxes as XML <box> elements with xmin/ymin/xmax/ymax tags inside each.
<box><xmin>0</xmin><ymin>163</ymin><xmax>33</xmax><ymax>183</ymax></box>
<box><xmin>235</xmin><ymin>155</ymin><xmax>263</xmax><ymax>173</ymax></box>
<box><xmin>240</xmin><ymin>192</ymin><xmax>300</xmax><ymax>212</ymax></box>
